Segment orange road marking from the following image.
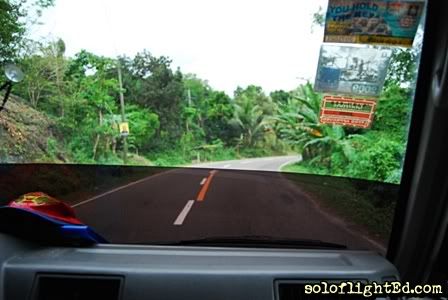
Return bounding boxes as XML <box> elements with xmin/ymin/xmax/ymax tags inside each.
<box><xmin>196</xmin><ymin>170</ymin><xmax>218</xmax><ymax>202</ymax></box>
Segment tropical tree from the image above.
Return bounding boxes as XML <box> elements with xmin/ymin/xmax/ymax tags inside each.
<box><xmin>41</xmin><ymin>38</ymin><xmax>67</xmax><ymax>116</ymax></box>
<box><xmin>203</xmin><ymin>90</ymin><xmax>235</xmax><ymax>144</ymax></box>
<box><xmin>273</xmin><ymin>83</ymin><xmax>323</xmax><ymax>152</ymax></box>
<box><xmin>234</xmin><ymin>85</ymin><xmax>275</xmax><ymax>116</ymax></box>
<box><xmin>182</xmin><ymin>74</ymin><xmax>235</xmax><ymax>145</ymax></box>
<box><xmin>0</xmin><ymin>0</ymin><xmax>54</xmax><ymax>63</ymax></box>
<box><xmin>273</xmin><ymin>96</ymin><xmax>322</xmax><ymax>157</ymax></box>
<box><xmin>385</xmin><ymin>48</ymin><xmax>418</xmax><ymax>88</ymax></box>
<box><xmin>182</xmin><ymin>74</ymin><xmax>209</xmax><ymax>137</ymax></box>
<box><xmin>125</xmin><ymin>104</ymin><xmax>159</xmax><ymax>154</ymax></box>
<box><xmin>15</xmin><ymin>51</ymin><xmax>53</xmax><ymax>108</ymax></box>
<box><xmin>130</xmin><ymin>50</ymin><xmax>185</xmax><ymax>147</ymax></box>
<box><xmin>270</xmin><ymin>90</ymin><xmax>290</xmax><ymax>104</ymax></box>
<box><xmin>63</xmin><ymin>51</ymin><xmax>119</xmax><ymax>162</ymax></box>
<box><xmin>230</xmin><ymin>94</ymin><xmax>265</xmax><ymax>147</ymax></box>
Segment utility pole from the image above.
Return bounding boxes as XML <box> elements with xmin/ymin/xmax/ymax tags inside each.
<box><xmin>186</xmin><ymin>88</ymin><xmax>192</xmax><ymax>132</ymax></box>
<box><xmin>187</xmin><ymin>88</ymin><xmax>192</xmax><ymax>106</ymax></box>
<box><xmin>117</xmin><ymin>60</ymin><xmax>128</xmax><ymax>164</ymax></box>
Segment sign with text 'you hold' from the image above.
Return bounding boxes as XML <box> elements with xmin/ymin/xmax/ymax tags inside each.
<box><xmin>324</xmin><ymin>0</ymin><xmax>424</xmax><ymax>47</ymax></box>
<box><xmin>314</xmin><ymin>45</ymin><xmax>392</xmax><ymax>97</ymax></box>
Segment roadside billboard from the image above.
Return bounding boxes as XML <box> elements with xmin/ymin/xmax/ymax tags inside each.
<box><xmin>320</xmin><ymin>95</ymin><xmax>377</xmax><ymax>128</ymax></box>
<box><xmin>324</xmin><ymin>0</ymin><xmax>424</xmax><ymax>47</ymax></box>
<box><xmin>119</xmin><ymin>122</ymin><xmax>129</xmax><ymax>137</ymax></box>
<box><xmin>314</xmin><ymin>45</ymin><xmax>392</xmax><ymax>97</ymax></box>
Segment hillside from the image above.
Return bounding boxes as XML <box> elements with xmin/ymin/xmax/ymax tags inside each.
<box><xmin>0</xmin><ymin>94</ymin><xmax>67</xmax><ymax>163</ymax></box>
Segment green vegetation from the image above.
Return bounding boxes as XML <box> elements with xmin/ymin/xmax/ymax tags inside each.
<box><xmin>277</xmin><ymin>82</ymin><xmax>412</xmax><ymax>184</ymax></box>
<box><xmin>3</xmin><ymin>39</ymin><xmax>298</xmax><ymax>167</ymax></box>
<box><xmin>1</xmin><ymin>40</ymin><xmax>414</xmax><ymax>184</ymax></box>
<box><xmin>0</xmin><ymin>0</ymin><xmax>54</xmax><ymax>63</ymax></box>
<box><xmin>0</xmin><ymin>0</ymin><xmax>416</xmax><ymax>186</ymax></box>
<box><xmin>276</xmin><ymin>48</ymin><xmax>415</xmax><ymax>241</ymax></box>
<box><xmin>283</xmin><ymin>172</ymin><xmax>398</xmax><ymax>242</ymax></box>
<box><xmin>0</xmin><ymin>0</ymin><xmax>420</xmax><ymax>246</ymax></box>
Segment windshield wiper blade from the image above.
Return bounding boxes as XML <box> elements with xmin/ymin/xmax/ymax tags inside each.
<box><xmin>153</xmin><ymin>235</ymin><xmax>347</xmax><ymax>250</ymax></box>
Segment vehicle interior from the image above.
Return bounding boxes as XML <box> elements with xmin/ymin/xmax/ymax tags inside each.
<box><xmin>0</xmin><ymin>0</ymin><xmax>447</xmax><ymax>299</ymax></box>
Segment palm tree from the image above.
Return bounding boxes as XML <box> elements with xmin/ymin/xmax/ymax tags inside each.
<box><xmin>229</xmin><ymin>95</ymin><xmax>265</xmax><ymax>147</ymax></box>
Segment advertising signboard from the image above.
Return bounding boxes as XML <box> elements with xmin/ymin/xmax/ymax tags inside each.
<box><xmin>320</xmin><ymin>95</ymin><xmax>377</xmax><ymax>128</ymax></box>
<box><xmin>119</xmin><ymin>122</ymin><xmax>129</xmax><ymax>137</ymax></box>
<box><xmin>324</xmin><ymin>0</ymin><xmax>424</xmax><ymax>47</ymax></box>
<box><xmin>315</xmin><ymin>45</ymin><xmax>391</xmax><ymax>97</ymax></box>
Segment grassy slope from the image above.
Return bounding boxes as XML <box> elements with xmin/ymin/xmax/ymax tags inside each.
<box><xmin>0</xmin><ymin>94</ymin><xmax>153</xmax><ymax>165</ymax></box>
<box><xmin>0</xmin><ymin>95</ymin><xmax>159</xmax><ymax>205</ymax></box>
<box><xmin>282</xmin><ymin>162</ymin><xmax>398</xmax><ymax>244</ymax></box>
<box><xmin>0</xmin><ymin>95</ymin><xmax>67</xmax><ymax>163</ymax></box>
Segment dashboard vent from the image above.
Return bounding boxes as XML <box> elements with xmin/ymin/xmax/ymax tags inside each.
<box><xmin>34</xmin><ymin>274</ymin><xmax>123</xmax><ymax>300</ymax></box>
<box><xmin>277</xmin><ymin>282</ymin><xmax>367</xmax><ymax>300</ymax></box>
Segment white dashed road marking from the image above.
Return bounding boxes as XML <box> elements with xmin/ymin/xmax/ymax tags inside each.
<box><xmin>173</xmin><ymin>200</ymin><xmax>195</xmax><ymax>226</ymax></box>
<box><xmin>200</xmin><ymin>178</ymin><xmax>207</xmax><ymax>185</ymax></box>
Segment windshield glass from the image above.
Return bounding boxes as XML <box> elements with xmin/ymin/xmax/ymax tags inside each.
<box><xmin>0</xmin><ymin>0</ymin><xmax>426</xmax><ymax>252</ymax></box>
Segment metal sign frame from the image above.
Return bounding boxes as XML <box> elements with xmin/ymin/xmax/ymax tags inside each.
<box><xmin>319</xmin><ymin>95</ymin><xmax>377</xmax><ymax>128</ymax></box>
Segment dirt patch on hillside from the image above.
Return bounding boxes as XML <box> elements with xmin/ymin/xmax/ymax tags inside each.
<box><xmin>0</xmin><ymin>95</ymin><xmax>67</xmax><ymax>163</ymax></box>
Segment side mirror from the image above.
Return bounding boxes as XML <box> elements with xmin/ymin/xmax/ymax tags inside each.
<box><xmin>0</xmin><ymin>64</ymin><xmax>24</xmax><ymax>112</ymax></box>
<box><xmin>4</xmin><ymin>64</ymin><xmax>24</xmax><ymax>83</ymax></box>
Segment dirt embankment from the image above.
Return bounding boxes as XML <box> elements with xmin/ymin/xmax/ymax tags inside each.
<box><xmin>0</xmin><ymin>94</ymin><xmax>67</xmax><ymax>163</ymax></box>
<box><xmin>0</xmin><ymin>95</ymin><xmax>161</xmax><ymax>205</ymax></box>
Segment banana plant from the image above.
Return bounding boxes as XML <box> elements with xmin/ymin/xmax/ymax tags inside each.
<box><xmin>271</xmin><ymin>83</ymin><xmax>363</xmax><ymax>167</ymax></box>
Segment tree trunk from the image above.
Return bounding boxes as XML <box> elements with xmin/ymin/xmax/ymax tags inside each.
<box><xmin>57</xmin><ymin>81</ymin><xmax>64</xmax><ymax>117</ymax></box>
<box><xmin>92</xmin><ymin>109</ymin><xmax>103</xmax><ymax>160</ymax></box>
<box><xmin>92</xmin><ymin>134</ymin><xmax>100</xmax><ymax>160</ymax></box>
<box><xmin>105</xmin><ymin>136</ymin><xmax>111</xmax><ymax>153</ymax></box>
<box><xmin>28</xmin><ymin>87</ymin><xmax>38</xmax><ymax>108</ymax></box>
<box><xmin>28</xmin><ymin>88</ymin><xmax>35</xmax><ymax>107</ymax></box>
<box><xmin>112</xmin><ymin>138</ymin><xmax>117</xmax><ymax>154</ymax></box>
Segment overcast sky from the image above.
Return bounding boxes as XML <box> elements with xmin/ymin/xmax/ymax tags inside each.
<box><xmin>32</xmin><ymin>0</ymin><xmax>327</xmax><ymax>95</ymax></box>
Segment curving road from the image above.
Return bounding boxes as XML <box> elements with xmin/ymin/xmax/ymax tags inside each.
<box><xmin>73</xmin><ymin>156</ymin><xmax>384</xmax><ymax>252</ymax></box>
<box><xmin>188</xmin><ymin>155</ymin><xmax>301</xmax><ymax>172</ymax></box>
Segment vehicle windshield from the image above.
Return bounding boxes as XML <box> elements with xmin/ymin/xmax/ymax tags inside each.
<box><xmin>0</xmin><ymin>0</ymin><xmax>425</xmax><ymax>252</ymax></box>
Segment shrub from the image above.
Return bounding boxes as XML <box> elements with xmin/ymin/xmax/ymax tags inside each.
<box><xmin>347</xmin><ymin>135</ymin><xmax>404</xmax><ymax>183</ymax></box>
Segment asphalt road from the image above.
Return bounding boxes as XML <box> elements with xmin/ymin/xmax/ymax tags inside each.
<box><xmin>188</xmin><ymin>155</ymin><xmax>301</xmax><ymax>172</ymax></box>
<box><xmin>73</xmin><ymin>156</ymin><xmax>383</xmax><ymax>252</ymax></box>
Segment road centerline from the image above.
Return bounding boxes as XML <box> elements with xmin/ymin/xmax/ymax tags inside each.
<box><xmin>173</xmin><ymin>200</ymin><xmax>195</xmax><ymax>226</ymax></box>
<box><xmin>197</xmin><ymin>170</ymin><xmax>218</xmax><ymax>202</ymax></box>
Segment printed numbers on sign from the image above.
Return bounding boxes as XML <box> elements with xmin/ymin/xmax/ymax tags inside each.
<box><xmin>352</xmin><ymin>84</ymin><xmax>379</xmax><ymax>95</ymax></box>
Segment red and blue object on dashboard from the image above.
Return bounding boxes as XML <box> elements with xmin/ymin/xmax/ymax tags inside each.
<box><xmin>0</xmin><ymin>192</ymin><xmax>107</xmax><ymax>245</ymax></box>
